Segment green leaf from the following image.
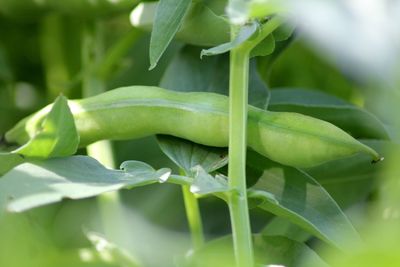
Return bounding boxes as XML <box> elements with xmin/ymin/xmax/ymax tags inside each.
<box><xmin>268</xmin><ymin>88</ymin><xmax>389</xmax><ymax>139</ymax></box>
<box><xmin>160</xmin><ymin>45</ymin><xmax>269</xmax><ymax>108</ymax></box>
<box><xmin>262</xmin><ymin>217</ymin><xmax>311</xmax><ymax>243</ymax></box>
<box><xmin>149</xmin><ymin>0</ymin><xmax>192</xmax><ymax>70</ymax></box>
<box><xmin>184</xmin><ymin>234</ymin><xmax>328</xmax><ymax>267</ymax></box>
<box><xmin>131</xmin><ymin>1</ymin><xmax>230</xmax><ymax>47</ymax></box>
<box><xmin>200</xmin><ymin>22</ymin><xmax>258</xmax><ymax>57</ymax></box>
<box><xmin>306</xmin><ymin>140</ymin><xmax>393</xmax><ymax>208</ymax></box>
<box><xmin>0</xmin><ymin>152</ymin><xmax>24</xmax><ymax>176</ymax></box>
<box><xmin>86</xmin><ymin>232</ymin><xmax>142</xmax><ymax>267</ymax></box>
<box><xmin>190</xmin><ymin>166</ymin><xmax>229</xmax><ymax>195</ymax></box>
<box><xmin>226</xmin><ymin>0</ymin><xmax>286</xmax><ymax>24</ymax></box>
<box><xmin>0</xmin><ymin>156</ymin><xmax>171</xmax><ymax>212</ymax></box>
<box><xmin>250</xmin><ymin>34</ymin><xmax>275</xmax><ymax>58</ymax></box>
<box><xmin>157</xmin><ymin>134</ymin><xmax>228</xmax><ymax>175</ymax></box>
<box><xmin>13</xmin><ymin>95</ymin><xmax>80</xmax><ymax>158</ymax></box>
<box><xmin>247</xmin><ymin>150</ymin><xmax>361</xmax><ymax>250</ymax></box>
<box><xmin>273</xmin><ymin>22</ymin><xmax>296</xmax><ymax>41</ymax></box>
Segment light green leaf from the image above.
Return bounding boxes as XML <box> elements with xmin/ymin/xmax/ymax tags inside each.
<box><xmin>269</xmin><ymin>88</ymin><xmax>389</xmax><ymax>139</ymax></box>
<box><xmin>0</xmin><ymin>156</ymin><xmax>171</xmax><ymax>212</ymax></box>
<box><xmin>247</xmin><ymin>150</ymin><xmax>361</xmax><ymax>250</ymax></box>
<box><xmin>226</xmin><ymin>0</ymin><xmax>286</xmax><ymax>24</ymax></box>
<box><xmin>185</xmin><ymin>234</ymin><xmax>328</xmax><ymax>267</ymax></box>
<box><xmin>273</xmin><ymin>22</ymin><xmax>296</xmax><ymax>41</ymax></box>
<box><xmin>200</xmin><ymin>22</ymin><xmax>258</xmax><ymax>57</ymax></box>
<box><xmin>13</xmin><ymin>95</ymin><xmax>80</xmax><ymax>158</ymax></box>
<box><xmin>160</xmin><ymin>45</ymin><xmax>269</xmax><ymax>108</ymax></box>
<box><xmin>86</xmin><ymin>232</ymin><xmax>142</xmax><ymax>267</ymax></box>
<box><xmin>131</xmin><ymin>1</ymin><xmax>230</xmax><ymax>47</ymax></box>
<box><xmin>149</xmin><ymin>0</ymin><xmax>192</xmax><ymax>70</ymax></box>
<box><xmin>190</xmin><ymin>166</ymin><xmax>229</xmax><ymax>195</ymax></box>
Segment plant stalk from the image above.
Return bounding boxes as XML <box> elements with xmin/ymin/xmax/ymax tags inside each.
<box><xmin>227</xmin><ymin>28</ymin><xmax>254</xmax><ymax>267</ymax></box>
<box><xmin>82</xmin><ymin>20</ymin><xmax>122</xmax><ymax>240</ymax></box>
<box><xmin>181</xmin><ymin>184</ymin><xmax>205</xmax><ymax>249</ymax></box>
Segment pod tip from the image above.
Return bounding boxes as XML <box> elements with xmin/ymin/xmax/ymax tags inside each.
<box><xmin>371</xmin><ymin>156</ymin><xmax>384</xmax><ymax>164</ymax></box>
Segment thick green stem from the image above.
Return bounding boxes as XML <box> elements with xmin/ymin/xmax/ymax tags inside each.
<box><xmin>227</xmin><ymin>34</ymin><xmax>254</xmax><ymax>267</ymax></box>
<box><xmin>181</xmin><ymin>184</ymin><xmax>205</xmax><ymax>249</ymax></box>
<box><xmin>82</xmin><ymin>20</ymin><xmax>121</xmax><ymax>240</ymax></box>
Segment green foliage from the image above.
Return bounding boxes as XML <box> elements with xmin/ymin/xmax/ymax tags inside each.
<box><xmin>0</xmin><ymin>0</ymin><xmax>397</xmax><ymax>267</ymax></box>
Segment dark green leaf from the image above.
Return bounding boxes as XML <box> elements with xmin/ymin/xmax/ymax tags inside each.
<box><xmin>149</xmin><ymin>0</ymin><xmax>192</xmax><ymax>70</ymax></box>
<box><xmin>200</xmin><ymin>22</ymin><xmax>258</xmax><ymax>57</ymax></box>
<box><xmin>250</xmin><ymin>34</ymin><xmax>275</xmax><ymax>58</ymax></box>
<box><xmin>0</xmin><ymin>156</ymin><xmax>171</xmax><ymax>212</ymax></box>
<box><xmin>262</xmin><ymin>217</ymin><xmax>311</xmax><ymax>243</ymax></box>
<box><xmin>160</xmin><ymin>45</ymin><xmax>269</xmax><ymax>108</ymax></box>
<box><xmin>157</xmin><ymin>135</ymin><xmax>228</xmax><ymax>175</ymax></box>
<box><xmin>269</xmin><ymin>88</ymin><xmax>389</xmax><ymax>139</ymax></box>
<box><xmin>185</xmin><ymin>234</ymin><xmax>328</xmax><ymax>267</ymax></box>
<box><xmin>247</xmin><ymin>150</ymin><xmax>361</xmax><ymax>250</ymax></box>
<box><xmin>0</xmin><ymin>152</ymin><xmax>24</xmax><ymax>176</ymax></box>
<box><xmin>273</xmin><ymin>22</ymin><xmax>296</xmax><ymax>42</ymax></box>
<box><xmin>13</xmin><ymin>95</ymin><xmax>80</xmax><ymax>158</ymax></box>
<box><xmin>305</xmin><ymin>140</ymin><xmax>393</xmax><ymax>208</ymax></box>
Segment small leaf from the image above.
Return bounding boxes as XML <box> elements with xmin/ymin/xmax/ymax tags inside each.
<box><xmin>268</xmin><ymin>88</ymin><xmax>389</xmax><ymax>139</ymax></box>
<box><xmin>200</xmin><ymin>22</ymin><xmax>258</xmax><ymax>57</ymax></box>
<box><xmin>247</xmin><ymin>150</ymin><xmax>361</xmax><ymax>250</ymax></box>
<box><xmin>13</xmin><ymin>95</ymin><xmax>79</xmax><ymax>158</ymax></box>
<box><xmin>273</xmin><ymin>22</ymin><xmax>296</xmax><ymax>41</ymax></box>
<box><xmin>157</xmin><ymin>134</ymin><xmax>228</xmax><ymax>175</ymax></box>
<box><xmin>190</xmin><ymin>166</ymin><xmax>229</xmax><ymax>195</ymax></box>
<box><xmin>250</xmin><ymin>34</ymin><xmax>275</xmax><ymax>57</ymax></box>
<box><xmin>149</xmin><ymin>0</ymin><xmax>192</xmax><ymax>70</ymax></box>
<box><xmin>0</xmin><ymin>156</ymin><xmax>171</xmax><ymax>212</ymax></box>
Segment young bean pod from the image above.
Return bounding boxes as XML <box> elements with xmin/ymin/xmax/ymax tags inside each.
<box><xmin>6</xmin><ymin>86</ymin><xmax>380</xmax><ymax>168</ymax></box>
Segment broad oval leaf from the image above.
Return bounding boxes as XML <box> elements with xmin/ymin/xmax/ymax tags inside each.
<box><xmin>0</xmin><ymin>156</ymin><xmax>171</xmax><ymax>212</ymax></box>
<box><xmin>149</xmin><ymin>0</ymin><xmax>192</xmax><ymax>70</ymax></box>
<box><xmin>268</xmin><ymin>88</ymin><xmax>389</xmax><ymax>139</ymax></box>
<box><xmin>247</xmin><ymin>150</ymin><xmax>361</xmax><ymax>250</ymax></box>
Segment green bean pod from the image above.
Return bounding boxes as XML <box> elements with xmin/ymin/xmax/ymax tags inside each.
<box><xmin>5</xmin><ymin>86</ymin><xmax>380</xmax><ymax>168</ymax></box>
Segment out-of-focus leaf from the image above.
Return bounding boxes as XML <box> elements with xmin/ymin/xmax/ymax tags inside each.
<box><xmin>86</xmin><ymin>232</ymin><xmax>142</xmax><ymax>267</ymax></box>
<box><xmin>13</xmin><ymin>95</ymin><xmax>80</xmax><ymax>158</ymax></box>
<box><xmin>262</xmin><ymin>217</ymin><xmax>311</xmax><ymax>243</ymax></box>
<box><xmin>247</xmin><ymin>150</ymin><xmax>361</xmax><ymax>250</ymax></box>
<box><xmin>157</xmin><ymin>134</ymin><xmax>228</xmax><ymax>175</ymax></box>
<box><xmin>272</xmin><ymin>22</ymin><xmax>296</xmax><ymax>41</ymax></box>
<box><xmin>226</xmin><ymin>0</ymin><xmax>286</xmax><ymax>25</ymax></box>
<box><xmin>0</xmin><ymin>156</ymin><xmax>171</xmax><ymax>212</ymax></box>
<box><xmin>131</xmin><ymin>1</ymin><xmax>230</xmax><ymax>47</ymax></box>
<box><xmin>251</xmin><ymin>34</ymin><xmax>275</xmax><ymax>57</ymax></box>
<box><xmin>200</xmin><ymin>22</ymin><xmax>258</xmax><ymax>57</ymax></box>
<box><xmin>268</xmin><ymin>88</ymin><xmax>389</xmax><ymax>139</ymax></box>
<box><xmin>149</xmin><ymin>0</ymin><xmax>191</xmax><ymax>70</ymax></box>
<box><xmin>160</xmin><ymin>45</ymin><xmax>269</xmax><ymax>108</ymax></box>
<box><xmin>0</xmin><ymin>152</ymin><xmax>24</xmax><ymax>176</ymax></box>
<box><xmin>185</xmin><ymin>234</ymin><xmax>328</xmax><ymax>267</ymax></box>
